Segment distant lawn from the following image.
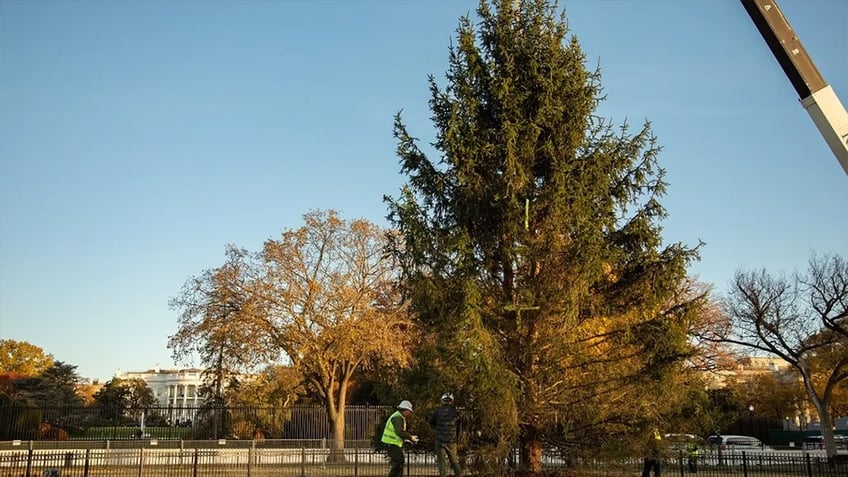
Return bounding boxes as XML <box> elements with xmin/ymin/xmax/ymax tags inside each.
<box><xmin>73</xmin><ymin>426</ymin><xmax>196</xmax><ymax>440</ymax></box>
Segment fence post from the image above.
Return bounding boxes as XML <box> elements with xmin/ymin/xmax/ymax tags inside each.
<box><xmin>805</xmin><ymin>452</ymin><xmax>813</xmax><ymax>477</ymax></box>
<box><xmin>300</xmin><ymin>446</ymin><xmax>307</xmax><ymax>477</ymax></box>
<box><xmin>354</xmin><ymin>444</ymin><xmax>359</xmax><ymax>477</ymax></box>
<box><xmin>193</xmin><ymin>447</ymin><xmax>199</xmax><ymax>477</ymax></box>
<box><xmin>247</xmin><ymin>442</ymin><xmax>254</xmax><ymax>477</ymax></box>
<box><xmin>137</xmin><ymin>446</ymin><xmax>144</xmax><ymax>477</ymax></box>
<box><xmin>741</xmin><ymin>451</ymin><xmax>748</xmax><ymax>477</ymax></box>
<box><xmin>83</xmin><ymin>448</ymin><xmax>90</xmax><ymax>477</ymax></box>
<box><xmin>25</xmin><ymin>447</ymin><xmax>33</xmax><ymax>477</ymax></box>
<box><xmin>677</xmin><ymin>450</ymin><xmax>684</xmax><ymax>477</ymax></box>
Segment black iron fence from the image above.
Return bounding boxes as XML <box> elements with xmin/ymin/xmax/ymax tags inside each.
<box><xmin>3</xmin><ymin>405</ymin><xmax>848</xmax><ymax>475</ymax></box>
<box><xmin>0</xmin><ymin>440</ymin><xmax>846</xmax><ymax>477</ymax></box>
<box><xmin>0</xmin><ymin>404</ymin><xmax>389</xmax><ymax>441</ymax></box>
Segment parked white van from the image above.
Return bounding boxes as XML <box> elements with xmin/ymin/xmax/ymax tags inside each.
<box><xmin>707</xmin><ymin>434</ymin><xmax>773</xmax><ymax>453</ymax></box>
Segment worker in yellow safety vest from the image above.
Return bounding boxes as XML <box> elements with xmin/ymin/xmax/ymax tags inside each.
<box><xmin>686</xmin><ymin>441</ymin><xmax>700</xmax><ymax>474</ymax></box>
<box><xmin>641</xmin><ymin>427</ymin><xmax>663</xmax><ymax>477</ymax></box>
<box><xmin>382</xmin><ymin>400</ymin><xmax>418</xmax><ymax>477</ymax></box>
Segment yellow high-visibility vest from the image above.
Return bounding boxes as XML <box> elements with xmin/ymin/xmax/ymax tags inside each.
<box><xmin>381</xmin><ymin>410</ymin><xmax>406</xmax><ymax>447</ymax></box>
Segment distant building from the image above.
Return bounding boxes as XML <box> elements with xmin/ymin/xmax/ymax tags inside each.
<box><xmin>738</xmin><ymin>356</ymin><xmax>795</xmax><ymax>374</ymax></box>
<box><xmin>115</xmin><ymin>367</ymin><xmax>205</xmax><ymax>409</ymax></box>
<box><xmin>703</xmin><ymin>356</ymin><xmax>824</xmax><ymax>431</ymax></box>
<box><xmin>703</xmin><ymin>356</ymin><xmax>796</xmax><ymax>390</ymax></box>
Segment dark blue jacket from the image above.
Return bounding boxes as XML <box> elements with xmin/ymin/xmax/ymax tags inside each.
<box><xmin>428</xmin><ymin>404</ymin><xmax>459</xmax><ymax>443</ymax></box>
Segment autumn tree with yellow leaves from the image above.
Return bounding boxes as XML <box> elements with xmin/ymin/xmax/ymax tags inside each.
<box><xmin>0</xmin><ymin>339</ymin><xmax>54</xmax><ymax>377</ymax></box>
<box><xmin>169</xmin><ymin>246</ymin><xmax>276</xmax><ymax>400</ymax></box>
<box><xmin>171</xmin><ymin>210</ymin><xmax>414</xmax><ymax>458</ymax></box>
<box><xmin>259</xmin><ymin>210</ymin><xmax>414</xmax><ymax>461</ymax></box>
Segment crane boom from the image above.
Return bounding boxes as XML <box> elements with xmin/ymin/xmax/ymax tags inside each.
<box><xmin>741</xmin><ymin>0</ymin><xmax>848</xmax><ymax>175</ymax></box>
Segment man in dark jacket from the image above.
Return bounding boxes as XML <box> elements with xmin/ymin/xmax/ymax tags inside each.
<box><xmin>428</xmin><ymin>393</ymin><xmax>462</xmax><ymax>477</ymax></box>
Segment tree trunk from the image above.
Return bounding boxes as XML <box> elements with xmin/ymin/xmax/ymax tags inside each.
<box><xmin>519</xmin><ymin>436</ymin><xmax>542</xmax><ymax>475</ymax></box>
<box><xmin>519</xmin><ymin>318</ymin><xmax>543</xmax><ymax>475</ymax></box>
<box><xmin>519</xmin><ymin>415</ymin><xmax>543</xmax><ymax>475</ymax></box>
<box><xmin>798</xmin><ymin>367</ymin><xmax>840</xmax><ymax>459</ymax></box>
<box><xmin>811</xmin><ymin>397</ymin><xmax>838</xmax><ymax>458</ymax></box>
<box><xmin>326</xmin><ymin>407</ymin><xmax>347</xmax><ymax>463</ymax></box>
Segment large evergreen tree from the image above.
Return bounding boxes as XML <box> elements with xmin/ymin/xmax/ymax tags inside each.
<box><xmin>385</xmin><ymin>0</ymin><xmax>702</xmax><ymax>472</ymax></box>
<box><xmin>11</xmin><ymin>361</ymin><xmax>84</xmax><ymax>409</ymax></box>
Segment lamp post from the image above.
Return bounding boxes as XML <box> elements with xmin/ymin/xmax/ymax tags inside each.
<box><xmin>748</xmin><ymin>405</ymin><xmax>755</xmax><ymax>439</ymax></box>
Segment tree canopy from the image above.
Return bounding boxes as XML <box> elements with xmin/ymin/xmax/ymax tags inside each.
<box><xmin>93</xmin><ymin>377</ymin><xmax>156</xmax><ymax>424</ymax></box>
<box><xmin>717</xmin><ymin>252</ymin><xmax>847</xmax><ymax>458</ymax></box>
<box><xmin>6</xmin><ymin>361</ymin><xmax>84</xmax><ymax>409</ymax></box>
<box><xmin>169</xmin><ymin>210</ymin><xmax>415</xmax><ymax>455</ymax></box>
<box><xmin>260</xmin><ymin>209</ymin><xmax>415</xmax><ymax>459</ymax></box>
<box><xmin>169</xmin><ymin>244</ymin><xmax>279</xmax><ymax>405</ymax></box>
<box><xmin>0</xmin><ymin>339</ymin><xmax>53</xmax><ymax>377</ymax></box>
<box><xmin>93</xmin><ymin>378</ymin><xmax>155</xmax><ymax>412</ymax></box>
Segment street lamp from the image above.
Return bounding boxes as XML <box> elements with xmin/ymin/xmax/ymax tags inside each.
<box><xmin>748</xmin><ymin>405</ymin><xmax>755</xmax><ymax>439</ymax></box>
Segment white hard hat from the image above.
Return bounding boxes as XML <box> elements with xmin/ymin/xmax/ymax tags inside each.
<box><xmin>441</xmin><ymin>392</ymin><xmax>454</xmax><ymax>402</ymax></box>
<box><xmin>398</xmin><ymin>400</ymin><xmax>413</xmax><ymax>411</ymax></box>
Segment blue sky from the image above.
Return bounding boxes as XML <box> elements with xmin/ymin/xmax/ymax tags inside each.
<box><xmin>1</xmin><ymin>0</ymin><xmax>846</xmax><ymax>382</ymax></box>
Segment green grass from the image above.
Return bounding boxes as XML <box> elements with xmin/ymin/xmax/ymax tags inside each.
<box><xmin>73</xmin><ymin>426</ymin><xmax>196</xmax><ymax>440</ymax></box>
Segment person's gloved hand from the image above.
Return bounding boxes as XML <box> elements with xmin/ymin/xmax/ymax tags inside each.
<box><xmin>410</xmin><ymin>435</ymin><xmax>419</xmax><ymax>444</ymax></box>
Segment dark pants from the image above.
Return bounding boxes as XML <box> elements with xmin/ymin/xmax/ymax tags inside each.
<box><xmin>435</xmin><ymin>441</ymin><xmax>462</xmax><ymax>477</ymax></box>
<box><xmin>688</xmin><ymin>455</ymin><xmax>697</xmax><ymax>473</ymax></box>
<box><xmin>641</xmin><ymin>458</ymin><xmax>661</xmax><ymax>477</ymax></box>
<box><xmin>387</xmin><ymin>445</ymin><xmax>404</xmax><ymax>477</ymax></box>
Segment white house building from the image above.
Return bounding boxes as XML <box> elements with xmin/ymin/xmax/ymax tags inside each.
<box><xmin>115</xmin><ymin>367</ymin><xmax>205</xmax><ymax>411</ymax></box>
